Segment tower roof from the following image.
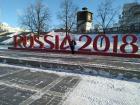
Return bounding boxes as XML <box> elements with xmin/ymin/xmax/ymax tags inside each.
<box><xmin>82</xmin><ymin>7</ymin><xmax>88</xmax><ymax>11</ymax></box>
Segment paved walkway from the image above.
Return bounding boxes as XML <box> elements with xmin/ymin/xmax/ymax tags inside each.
<box><xmin>0</xmin><ymin>64</ymin><xmax>140</xmax><ymax>105</ymax></box>
<box><xmin>0</xmin><ymin>50</ymin><xmax>140</xmax><ymax>72</ymax></box>
<box><xmin>0</xmin><ymin>64</ymin><xmax>80</xmax><ymax>105</ymax></box>
<box><xmin>0</xmin><ymin>50</ymin><xmax>140</xmax><ymax>105</ymax></box>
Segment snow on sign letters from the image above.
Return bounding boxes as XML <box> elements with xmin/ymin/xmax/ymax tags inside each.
<box><xmin>11</xmin><ymin>34</ymin><xmax>140</xmax><ymax>58</ymax></box>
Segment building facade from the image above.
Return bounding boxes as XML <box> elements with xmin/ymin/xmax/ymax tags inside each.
<box><xmin>119</xmin><ymin>2</ymin><xmax>140</xmax><ymax>28</ymax></box>
<box><xmin>77</xmin><ymin>7</ymin><xmax>93</xmax><ymax>33</ymax></box>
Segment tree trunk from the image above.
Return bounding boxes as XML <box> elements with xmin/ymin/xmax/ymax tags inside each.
<box><xmin>100</xmin><ymin>28</ymin><xmax>105</xmax><ymax>47</ymax></box>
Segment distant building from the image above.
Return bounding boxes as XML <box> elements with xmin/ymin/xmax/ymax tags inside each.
<box><xmin>119</xmin><ymin>2</ymin><xmax>140</xmax><ymax>27</ymax></box>
<box><xmin>77</xmin><ymin>7</ymin><xmax>93</xmax><ymax>33</ymax></box>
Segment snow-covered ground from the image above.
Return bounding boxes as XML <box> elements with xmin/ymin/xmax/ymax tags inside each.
<box><xmin>1</xmin><ymin>64</ymin><xmax>139</xmax><ymax>105</ymax></box>
<box><xmin>24</xmin><ymin>65</ymin><xmax>140</xmax><ymax>105</ymax></box>
<box><xmin>0</xmin><ymin>45</ymin><xmax>12</xmax><ymax>49</ymax></box>
<box><xmin>63</xmin><ymin>75</ymin><xmax>140</xmax><ymax>105</ymax></box>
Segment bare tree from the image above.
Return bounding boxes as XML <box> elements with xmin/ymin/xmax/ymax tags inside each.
<box><xmin>20</xmin><ymin>0</ymin><xmax>50</xmax><ymax>35</ymax></box>
<box><xmin>96</xmin><ymin>0</ymin><xmax>117</xmax><ymax>33</ymax></box>
<box><xmin>57</xmin><ymin>0</ymin><xmax>78</xmax><ymax>35</ymax></box>
<box><xmin>95</xmin><ymin>0</ymin><xmax>118</xmax><ymax>47</ymax></box>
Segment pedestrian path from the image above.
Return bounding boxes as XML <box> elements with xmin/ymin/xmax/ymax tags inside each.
<box><xmin>0</xmin><ymin>50</ymin><xmax>140</xmax><ymax>81</ymax></box>
<box><xmin>0</xmin><ymin>64</ymin><xmax>80</xmax><ymax>105</ymax></box>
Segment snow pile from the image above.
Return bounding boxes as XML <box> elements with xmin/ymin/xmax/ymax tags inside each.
<box><xmin>0</xmin><ymin>32</ymin><xmax>19</xmax><ymax>44</ymax></box>
<box><xmin>63</xmin><ymin>75</ymin><xmax>140</xmax><ymax>105</ymax></box>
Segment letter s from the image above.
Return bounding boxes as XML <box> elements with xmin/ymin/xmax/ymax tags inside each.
<box><xmin>44</xmin><ymin>35</ymin><xmax>55</xmax><ymax>49</ymax></box>
<box><xmin>34</xmin><ymin>35</ymin><xmax>44</xmax><ymax>48</ymax></box>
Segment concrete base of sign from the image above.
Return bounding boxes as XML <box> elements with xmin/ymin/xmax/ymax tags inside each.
<box><xmin>8</xmin><ymin>47</ymin><xmax>140</xmax><ymax>58</ymax></box>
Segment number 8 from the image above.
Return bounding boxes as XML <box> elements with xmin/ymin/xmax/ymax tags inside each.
<box><xmin>120</xmin><ymin>35</ymin><xmax>138</xmax><ymax>53</ymax></box>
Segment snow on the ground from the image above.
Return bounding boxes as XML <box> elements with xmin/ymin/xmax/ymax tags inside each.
<box><xmin>28</xmin><ymin>64</ymin><xmax>140</xmax><ymax>105</ymax></box>
<box><xmin>7</xmin><ymin>33</ymin><xmax>17</xmax><ymax>37</ymax></box>
<box><xmin>1</xmin><ymin>37</ymin><xmax>13</xmax><ymax>44</ymax></box>
<box><xmin>0</xmin><ymin>45</ymin><xmax>9</xmax><ymax>49</ymax></box>
<box><xmin>0</xmin><ymin>63</ymin><xmax>140</xmax><ymax>105</ymax></box>
<box><xmin>63</xmin><ymin>75</ymin><xmax>140</xmax><ymax>105</ymax></box>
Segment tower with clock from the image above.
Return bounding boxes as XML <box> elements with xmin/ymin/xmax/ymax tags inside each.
<box><xmin>77</xmin><ymin>7</ymin><xmax>93</xmax><ymax>33</ymax></box>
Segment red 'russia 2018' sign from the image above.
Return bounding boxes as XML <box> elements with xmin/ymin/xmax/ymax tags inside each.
<box><xmin>12</xmin><ymin>34</ymin><xmax>140</xmax><ymax>57</ymax></box>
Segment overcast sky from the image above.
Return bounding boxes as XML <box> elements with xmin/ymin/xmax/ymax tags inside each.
<box><xmin>0</xmin><ymin>0</ymin><xmax>139</xmax><ymax>28</ymax></box>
